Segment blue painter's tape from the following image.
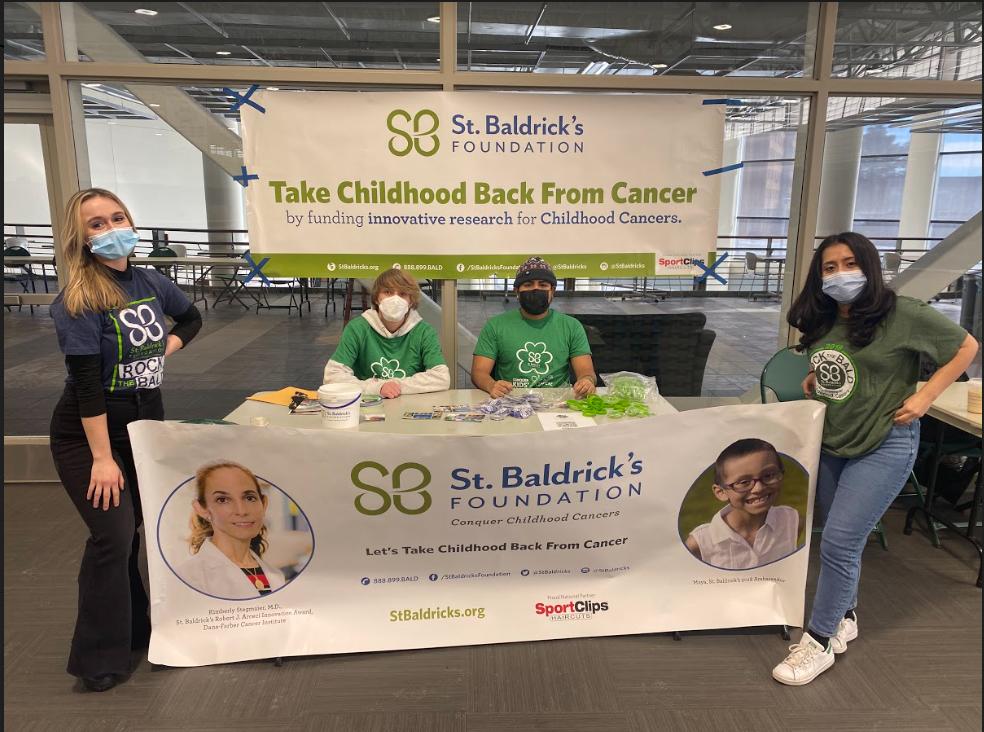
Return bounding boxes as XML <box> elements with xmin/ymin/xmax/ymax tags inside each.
<box><xmin>232</xmin><ymin>166</ymin><xmax>260</xmax><ymax>188</ymax></box>
<box><xmin>242</xmin><ymin>252</ymin><xmax>271</xmax><ymax>286</ymax></box>
<box><xmin>695</xmin><ymin>252</ymin><xmax>730</xmax><ymax>285</ymax></box>
<box><xmin>702</xmin><ymin>98</ymin><xmax>744</xmax><ymax>106</ymax></box>
<box><xmin>702</xmin><ymin>162</ymin><xmax>744</xmax><ymax>177</ymax></box>
<box><xmin>224</xmin><ymin>84</ymin><xmax>266</xmax><ymax>114</ymax></box>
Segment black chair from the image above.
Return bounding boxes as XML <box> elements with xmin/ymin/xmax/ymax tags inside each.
<box><xmin>213</xmin><ymin>252</ymin><xmax>262</xmax><ymax>310</ymax></box>
<box><xmin>569</xmin><ymin>313</ymin><xmax>716</xmax><ymax>396</ymax></box>
<box><xmin>4</xmin><ymin>244</ymin><xmax>35</xmax><ymax>314</ymax></box>
<box><xmin>256</xmin><ymin>276</ymin><xmax>303</xmax><ymax>317</ymax></box>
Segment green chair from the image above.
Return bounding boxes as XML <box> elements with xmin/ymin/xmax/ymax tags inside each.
<box><xmin>760</xmin><ymin>346</ymin><xmax>810</xmax><ymax>403</ymax></box>
<box><xmin>760</xmin><ymin>346</ymin><xmax>890</xmax><ymax>550</ymax></box>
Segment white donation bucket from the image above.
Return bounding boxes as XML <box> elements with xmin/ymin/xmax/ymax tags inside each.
<box><xmin>317</xmin><ymin>384</ymin><xmax>362</xmax><ymax>429</ymax></box>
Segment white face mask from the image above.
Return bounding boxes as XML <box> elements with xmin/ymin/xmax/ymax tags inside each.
<box><xmin>378</xmin><ymin>294</ymin><xmax>410</xmax><ymax>322</ymax></box>
<box><xmin>822</xmin><ymin>271</ymin><xmax>867</xmax><ymax>304</ymax></box>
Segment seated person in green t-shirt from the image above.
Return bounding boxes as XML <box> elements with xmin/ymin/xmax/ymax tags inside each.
<box><xmin>324</xmin><ymin>269</ymin><xmax>450</xmax><ymax>398</ymax></box>
<box><xmin>471</xmin><ymin>256</ymin><xmax>597</xmax><ymax>398</ymax></box>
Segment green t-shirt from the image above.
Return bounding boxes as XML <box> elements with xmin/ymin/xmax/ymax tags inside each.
<box><xmin>331</xmin><ymin>317</ymin><xmax>445</xmax><ymax>381</ymax></box>
<box><xmin>473</xmin><ymin>309</ymin><xmax>592</xmax><ymax>388</ymax></box>
<box><xmin>809</xmin><ymin>296</ymin><xmax>967</xmax><ymax>457</ymax></box>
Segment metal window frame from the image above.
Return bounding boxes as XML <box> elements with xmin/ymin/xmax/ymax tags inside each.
<box><xmin>5</xmin><ymin>1</ymin><xmax>982</xmax><ymax>364</ymax></box>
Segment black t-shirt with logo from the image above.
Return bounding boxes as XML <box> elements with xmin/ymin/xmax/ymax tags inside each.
<box><xmin>809</xmin><ymin>296</ymin><xmax>967</xmax><ymax>457</ymax></box>
<box><xmin>51</xmin><ymin>266</ymin><xmax>191</xmax><ymax>392</ymax></box>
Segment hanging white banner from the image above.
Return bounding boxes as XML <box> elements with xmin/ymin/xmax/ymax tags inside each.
<box><xmin>131</xmin><ymin>401</ymin><xmax>822</xmax><ymax>668</ymax></box>
<box><xmin>240</xmin><ymin>91</ymin><xmax>726</xmax><ymax>278</ymax></box>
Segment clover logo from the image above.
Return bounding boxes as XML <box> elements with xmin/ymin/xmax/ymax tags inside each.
<box><xmin>352</xmin><ymin>461</ymin><xmax>432</xmax><ymax>516</ymax></box>
<box><xmin>386</xmin><ymin>108</ymin><xmax>440</xmax><ymax>157</ymax></box>
<box><xmin>517</xmin><ymin>341</ymin><xmax>553</xmax><ymax>376</ymax></box>
<box><xmin>371</xmin><ymin>357</ymin><xmax>406</xmax><ymax>380</ymax></box>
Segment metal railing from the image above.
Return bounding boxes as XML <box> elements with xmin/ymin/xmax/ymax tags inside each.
<box><xmin>5</xmin><ymin>223</ymin><xmax>980</xmax><ymax>300</ymax></box>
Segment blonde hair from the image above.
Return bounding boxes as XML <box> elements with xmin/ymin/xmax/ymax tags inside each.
<box><xmin>60</xmin><ymin>188</ymin><xmax>136</xmax><ymax>317</ymax></box>
<box><xmin>189</xmin><ymin>461</ymin><xmax>269</xmax><ymax>557</ymax></box>
<box><xmin>371</xmin><ymin>268</ymin><xmax>421</xmax><ymax>310</ymax></box>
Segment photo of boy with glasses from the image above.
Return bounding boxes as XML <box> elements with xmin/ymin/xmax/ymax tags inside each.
<box><xmin>685</xmin><ymin>438</ymin><xmax>801</xmax><ymax>570</ymax></box>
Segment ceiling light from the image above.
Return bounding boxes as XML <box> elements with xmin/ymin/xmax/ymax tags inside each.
<box><xmin>134</xmin><ymin>8</ymin><xmax>158</xmax><ymax>16</ymax></box>
<box><xmin>426</xmin><ymin>16</ymin><xmax>440</xmax><ymax>23</ymax></box>
<box><xmin>154</xmin><ymin>132</ymin><xmax>163</xmax><ymax>136</ymax></box>
<box><xmin>653</xmin><ymin>63</ymin><xmax>668</xmax><ymax>69</ymax></box>
<box><xmin>216</xmin><ymin>50</ymin><xmax>231</xmax><ymax>56</ymax></box>
<box><xmin>713</xmin><ymin>24</ymin><xmax>732</xmax><ymax>31</ymax></box>
<box><xmin>267</xmin><ymin>87</ymin><xmax>280</xmax><ymax>91</ymax></box>
<box><xmin>149</xmin><ymin>103</ymin><xmax>160</xmax><ymax>107</ymax></box>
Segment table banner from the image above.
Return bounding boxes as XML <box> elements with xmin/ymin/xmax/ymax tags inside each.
<box><xmin>241</xmin><ymin>91</ymin><xmax>725</xmax><ymax>278</ymax></box>
<box><xmin>130</xmin><ymin>401</ymin><xmax>823</xmax><ymax>668</ymax></box>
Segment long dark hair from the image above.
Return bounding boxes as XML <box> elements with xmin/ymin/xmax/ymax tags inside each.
<box><xmin>787</xmin><ymin>232</ymin><xmax>897</xmax><ymax>349</ymax></box>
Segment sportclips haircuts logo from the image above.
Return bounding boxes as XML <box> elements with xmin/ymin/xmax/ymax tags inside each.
<box><xmin>534</xmin><ymin>599</ymin><xmax>610</xmax><ymax>621</ymax></box>
<box><xmin>387</xmin><ymin>109</ymin><xmax>440</xmax><ymax>157</ymax></box>
<box><xmin>352</xmin><ymin>461</ymin><xmax>432</xmax><ymax>516</ymax></box>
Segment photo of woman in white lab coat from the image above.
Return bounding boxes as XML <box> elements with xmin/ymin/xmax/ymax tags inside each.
<box><xmin>175</xmin><ymin>461</ymin><xmax>287</xmax><ymax>600</ymax></box>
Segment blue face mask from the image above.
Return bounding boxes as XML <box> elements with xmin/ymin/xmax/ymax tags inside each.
<box><xmin>822</xmin><ymin>271</ymin><xmax>867</xmax><ymax>304</ymax></box>
<box><xmin>89</xmin><ymin>227</ymin><xmax>138</xmax><ymax>260</ymax></box>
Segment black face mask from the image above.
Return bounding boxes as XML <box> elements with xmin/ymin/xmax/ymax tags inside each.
<box><xmin>519</xmin><ymin>289</ymin><xmax>550</xmax><ymax>315</ymax></box>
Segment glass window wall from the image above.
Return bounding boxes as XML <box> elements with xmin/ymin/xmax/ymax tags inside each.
<box><xmin>833</xmin><ymin>2</ymin><xmax>982</xmax><ymax>80</ymax></box>
<box><xmin>456</xmin><ymin>2</ymin><xmax>812</xmax><ymax>77</ymax></box>
<box><xmin>3</xmin><ymin>2</ymin><xmax>44</xmax><ymax>61</ymax></box>
<box><xmin>66</xmin><ymin>2</ymin><xmax>440</xmax><ymax>69</ymax></box>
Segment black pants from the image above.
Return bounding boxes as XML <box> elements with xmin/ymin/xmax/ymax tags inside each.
<box><xmin>49</xmin><ymin>386</ymin><xmax>164</xmax><ymax>678</ymax></box>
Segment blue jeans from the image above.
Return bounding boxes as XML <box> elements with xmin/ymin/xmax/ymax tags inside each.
<box><xmin>808</xmin><ymin>421</ymin><xmax>920</xmax><ymax>637</ymax></box>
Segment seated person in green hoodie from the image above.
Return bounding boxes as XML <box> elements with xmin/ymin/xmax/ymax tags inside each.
<box><xmin>323</xmin><ymin>269</ymin><xmax>450</xmax><ymax>398</ymax></box>
<box><xmin>471</xmin><ymin>256</ymin><xmax>597</xmax><ymax>398</ymax></box>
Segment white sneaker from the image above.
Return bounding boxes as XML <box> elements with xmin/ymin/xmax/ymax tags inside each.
<box><xmin>772</xmin><ymin>632</ymin><xmax>834</xmax><ymax>686</ymax></box>
<box><xmin>830</xmin><ymin>613</ymin><xmax>858</xmax><ymax>654</ymax></box>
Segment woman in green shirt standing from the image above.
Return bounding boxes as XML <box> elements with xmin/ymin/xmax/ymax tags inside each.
<box><xmin>772</xmin><ymin>232</ymin><xmax>978</xmax><ymax>686</ymax></box>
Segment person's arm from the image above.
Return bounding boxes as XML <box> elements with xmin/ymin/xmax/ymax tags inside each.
<box><xmin>802</xmin><ymin>371</ymin><xmax>816</xmax><ymax>398</ymax></box>
<box><xmin>166</xmin><ymin>303</ymin><xmax>202</xmax><ymax>355</ymax></box>
<box><xmin>684</xmin><ymin>534</ymin><xmax>702</xmax><ymax>560</ymax></box>
<box><xmin>65</xmin><ymin>354</ymin><xmax>124</xmax><ymax>511</ymax></box>
<box><xmin>80</xmin><ymin>415</ymin><xmax>125</xmax><ymax>510</ymax></box>
<box><xmin>471</xmin><ymin>355</ymin><xmax>512</xmax><ymax>397</ymax></box>
<box><xmin>389</xmin><ymin>364</ymin><xmax>451</xmax><ymax>395</ymax></box>
<box><xmin>895</xmin><ymin>333</ymin><xmax>979</xmax><ymax>424</ymax></box>
<box><xmin>570</xmin><ymin>354</ymin><xmax>597</xmax><ymax>396</ymax></box>
<box><xmin>324</xmin><ymin>359</ymin><xmax>385</xmax><ymax>395</ymax></box>
<box><xmin>153</xmin><ymin>271</ymin><xmax>195</xmax><ymax>356</ymax></box>
<box><xmin>567</xmin><ymin>320</ymin><xmax>595</xmax><ymax>396</ymax></box>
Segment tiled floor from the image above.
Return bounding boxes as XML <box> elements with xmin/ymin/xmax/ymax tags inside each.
<box><xmin>3</xmin><ymin>487</ymin><xmax>980</xmax><ymax>731</ymax></box>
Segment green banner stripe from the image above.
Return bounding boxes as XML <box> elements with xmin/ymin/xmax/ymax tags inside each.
<box><xmin>250</xmin><ymin>253</ymin><xmax>682</xmax><ymax>279</ymax></box>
